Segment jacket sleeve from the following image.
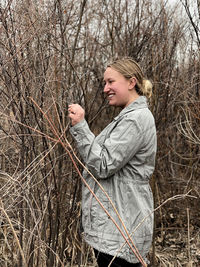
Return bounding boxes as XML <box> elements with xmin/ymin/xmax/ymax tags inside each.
<box><xmin>69</xmin><ymin>117</ymin><xmax>143</xmax><ymax>179</ymax></box>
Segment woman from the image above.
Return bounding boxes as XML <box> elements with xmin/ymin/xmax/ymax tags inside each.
<box><xmin>68</xmin><ymin>57</ymin><xmax>157</xmax><ymax>267</ymax></box>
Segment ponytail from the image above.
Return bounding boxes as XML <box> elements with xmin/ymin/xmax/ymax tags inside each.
<box><xmin>142</xmin><ymin>79</ymin><xmax>153</xmax><ymax>98</ymax></box>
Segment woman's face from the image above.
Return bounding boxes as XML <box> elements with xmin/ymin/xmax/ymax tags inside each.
<box><xmin>103</xmin><ymin>67</ymin><xmax>136</xmax><ymax>108</ymax></box>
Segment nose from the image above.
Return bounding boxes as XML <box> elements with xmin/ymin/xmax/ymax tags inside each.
<box><xmin>104</xmin><ymin>83</ymin><xmax>109</xmax><ymax>93</ymax></box>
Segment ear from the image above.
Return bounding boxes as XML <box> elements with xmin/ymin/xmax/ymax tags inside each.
<box><xmin>128</xmin><ymin>77</ymin><xmax>136</xmax><ymax>90</ymax></box>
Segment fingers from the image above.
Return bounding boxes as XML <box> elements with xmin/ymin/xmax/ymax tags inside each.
<box><xmin>68</xmin><ymin>104</ymin><xmax>75</xmax><ymax>116</ymax></box>
<box><xmin>68</xmin><ymin>104</ymin><xmax>80</xmax><ymax>114</ymax></box>
<box><xmin>68</xmin><ymin>104</ymin><xmax>84</xmax><ymax>114</ymax></box>
<box><xmin>68</xmin><ymin>104</ymin><xmax>85</xmax><ymax>126</ymax></box>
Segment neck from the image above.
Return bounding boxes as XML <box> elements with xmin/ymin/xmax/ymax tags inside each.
<box><xmin>124</xmin><ymin>92</ymin><xmax>140</xmax><ymax>108</ymax></box>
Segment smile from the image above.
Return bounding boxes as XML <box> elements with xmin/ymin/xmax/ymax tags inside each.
<box><xmin>107</xmin><ymin>93</ymin><xmax>115</xmax><ymax>99</ymax></box>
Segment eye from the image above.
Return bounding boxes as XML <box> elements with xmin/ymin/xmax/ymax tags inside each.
<box><xmin>108</xmin><ymin>79</ymin><xmax>114</xmax><ymax>84</ymax></box>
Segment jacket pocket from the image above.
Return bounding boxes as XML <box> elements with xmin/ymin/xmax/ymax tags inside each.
<box><xmin>90</xmin><ymin>179</ymin><xmax>112</xmax><ymax>231</ymax></box>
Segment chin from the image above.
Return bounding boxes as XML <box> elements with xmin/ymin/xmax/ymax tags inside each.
<box><xmin>108</xmin><ymin>101</ymin><xmax>117</xmax><ymax>107</ymax></box>
<box><xmin>109</xmin><ymin>102</ymin><xmax>124</xmax><ymax>108</ymax></box>
<box><xmin>108</xmin><ymin>100</ymin><xmax>114</xmax><ymax>106</ymax></box>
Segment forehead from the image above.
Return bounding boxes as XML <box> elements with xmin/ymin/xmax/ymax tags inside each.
<box><xmin>103</xmin><ymin>67</ymin><xmax>124</xmax><ymax>80</ymax></box>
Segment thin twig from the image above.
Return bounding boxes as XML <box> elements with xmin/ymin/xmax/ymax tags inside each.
<box><xmin>0</xmin><ymin>200</ymin><xmax>27</xmax><ymax>267</ymax></box>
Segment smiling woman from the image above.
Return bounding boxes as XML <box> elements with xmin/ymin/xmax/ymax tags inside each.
<box><xmin>68</xmin><ymin>57</ymin><xmax>157</xmax><ymax>267</ymax></box>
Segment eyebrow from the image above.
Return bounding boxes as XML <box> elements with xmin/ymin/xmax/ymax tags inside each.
<box><xmin>104</xmin><ymin>77</ymin><xmax>114</xmax><ymax>81</ymax></box>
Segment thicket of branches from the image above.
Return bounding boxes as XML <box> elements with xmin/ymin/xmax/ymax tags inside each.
<box><xmin>0</xmin><ymin>0</ymin><xmax>199</xmax><ymax>266</ymax></box>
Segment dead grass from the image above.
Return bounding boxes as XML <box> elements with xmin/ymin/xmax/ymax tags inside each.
<box><xmin>153</xmin><ymin>229</ymin><xmax>200</xmax><ymax>266</ymax></box>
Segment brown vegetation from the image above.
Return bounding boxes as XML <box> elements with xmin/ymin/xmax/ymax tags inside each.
<box><xmin>0</xmin><ymin>0</ymin><xmax>199</xmax><ymax>266</ymax></box>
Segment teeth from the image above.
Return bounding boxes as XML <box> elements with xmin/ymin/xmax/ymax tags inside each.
<box><xmin>108</xmin><ymin>94</ymin><xmax>115</xmax><ymax>98</ymax></box>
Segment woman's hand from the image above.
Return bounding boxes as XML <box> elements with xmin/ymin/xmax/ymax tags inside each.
<box><xmin>68</xmin><ymin>104</ymin><xmax>85</xmax><ymax>126</ymax></box>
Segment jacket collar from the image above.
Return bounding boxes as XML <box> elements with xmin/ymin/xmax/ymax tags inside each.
<box><xmin>114</xmin><ymin>96</ymin><xmax>148</xmax><ymax>121</ymax></box>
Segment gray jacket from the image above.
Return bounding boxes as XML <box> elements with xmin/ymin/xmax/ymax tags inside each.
<box><xmin>70</xmin><ymin>96</ymin><xmax>157</xmax><ymax>264</ymax></box>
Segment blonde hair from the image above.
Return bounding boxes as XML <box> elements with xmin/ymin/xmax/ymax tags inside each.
<box><xmin>107</xmin><ymin>57</ymin><xmax>152</xmax><ymax>98</ymax></box>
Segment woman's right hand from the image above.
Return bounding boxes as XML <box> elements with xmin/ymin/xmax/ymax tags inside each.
<box><xmin>68</xmin><ymin>104</ymin><xmax>85</xmax><ymax>126</ymax></box>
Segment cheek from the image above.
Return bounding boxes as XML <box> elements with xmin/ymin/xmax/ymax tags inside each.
<box><xmin>118</xmin><ymin>84</ymin><xmax>129</xmax><ymax>95</ymax></box>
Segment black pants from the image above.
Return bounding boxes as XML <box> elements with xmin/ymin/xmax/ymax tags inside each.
<box><xmin>94</xmin><ymin>249</ymin><xmax>142</xmax><ymax>267</ymax></box>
